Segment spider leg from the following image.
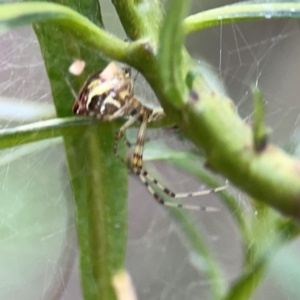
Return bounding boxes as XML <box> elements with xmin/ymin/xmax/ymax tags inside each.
<box><xmin>64</xmin><ymin>76</ymin><xmax>77</xmax><ymax>100</ymax></box>
<box><xmin>122</xmin><ymin>109</ymin><xmax>226</xmax><ymax>210</ymax></box>
<box><xmin>138</xmin><ymin>172</ymin><xmax>220</xmax><ymax>211</ymax></box>
<box><xmin>118</xmin><ymin>134</ymin><xmax>134</xmax><ymax>149</ymax></box>
<box><xmin>130</xmin><ymin>111</ymin><xmax>148</xmax><ymax>174</ymax></box>
<box><xmin>113</xmin><ymin>112</ymin><xmax>141</xmax><ymax>161</ymax></box>
<box><xmin>112</xmin><ymin>96</ymin><xmax>148</xmax><ymax>156</ymax></box>
<box><xmin>101</xmin><ymin>105</ymin><xmax>128</xmax><ymax>122</ymax></box>
<box><xmin>103</xmin><ymin>101</ymin><xmax>226</xmax><ymax>211</ymax></box>
<box><xmin>141</xmin><ymin>169</ymin><xmax>229</xmax><ymax>198</ymax></box>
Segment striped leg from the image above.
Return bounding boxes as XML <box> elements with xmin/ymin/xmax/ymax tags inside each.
<box><xmin>141</xmin><ymin>169</ymin><xmax>228</xmax><ymax>198</ymax></box>
<box><xmin>108</xmin><ymin>104</ymin><xmax>227</xmax><ymax>211</ymax></box>
<box><xmin>126</xmin><ymin>116</ymin><xmax>227</xmax><ymax>210</ymax></box>
<box><xmin>138</xmin><ymin>172</ymin><xmax>223</xmax><ymax>211</ymax></box>
<box><xmin>113</xmin><ymin>113</ymin><xmax>141</xmax><ymax>161</ymax></box>
<box><xmin>131</xmin><ymin>112</ymin><xmax>148</xmax><ymax>174</ymax></box>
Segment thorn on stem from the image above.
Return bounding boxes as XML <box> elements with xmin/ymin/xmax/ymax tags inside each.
<box><xmin>252</xmin><ymin>86</ymin><xmax>271</xmax><ymax>153</ymax></box>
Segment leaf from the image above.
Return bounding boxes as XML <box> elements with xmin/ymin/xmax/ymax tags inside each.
<box><xmin>2</xmin><ymin>0</ymin><xmax>128</xmax><ymax>299</ymax></box>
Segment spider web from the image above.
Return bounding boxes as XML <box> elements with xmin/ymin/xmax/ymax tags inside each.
<box><xmin>1</xmin><ymin>1</ymin><xmax>300</xmax><ymax>300</ymax></box>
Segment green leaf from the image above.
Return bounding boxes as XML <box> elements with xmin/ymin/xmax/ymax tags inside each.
<box><xmin>64</xmin><ymin>123</ymin><xmax>127</xmax><ymax>300</ymax></box>
<box><xmin>2</xmin><ymin>0</ymin><xmax>128</xmax><ymax>299</ymax></box>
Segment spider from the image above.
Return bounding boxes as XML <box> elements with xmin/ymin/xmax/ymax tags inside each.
<box><xmin>72</xmin><ymin>62</ymin><xmax>228</xmax><ymax>210</ymax></box>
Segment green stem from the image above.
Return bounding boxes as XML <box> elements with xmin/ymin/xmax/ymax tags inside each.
<box><xmin>111</xmin><ymin>0</ymin><xmax>163</xmax><ymax>41</ymax></box>
<box><xmin>0</xmin><ymin>2</ymin><xmax>129</xmax><ymax>61</ymax></box>
<box><xmin>184</xmin><ymin>2</ymin><xmax>300</xmax><ymax>35</ymax></box>
<box><xmin>0</xmin><ymin>117</ymin><xmax>96</xmax><ymax>150</ymax></box>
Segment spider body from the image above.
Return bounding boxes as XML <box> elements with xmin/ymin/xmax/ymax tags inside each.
<box><xmin>73</xmin><ymin>62</ymin><xmax>165</xmax><ymax>173</ymax></box>
<box><xmin>72</xmin><ymin>62</ymin><xmax>227</xmax><ymax>210</ymax></box>
<box><xmin>73</xmin><ymin>62</ymin><xmax>164</xmax><ymax>124</ymax></box>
